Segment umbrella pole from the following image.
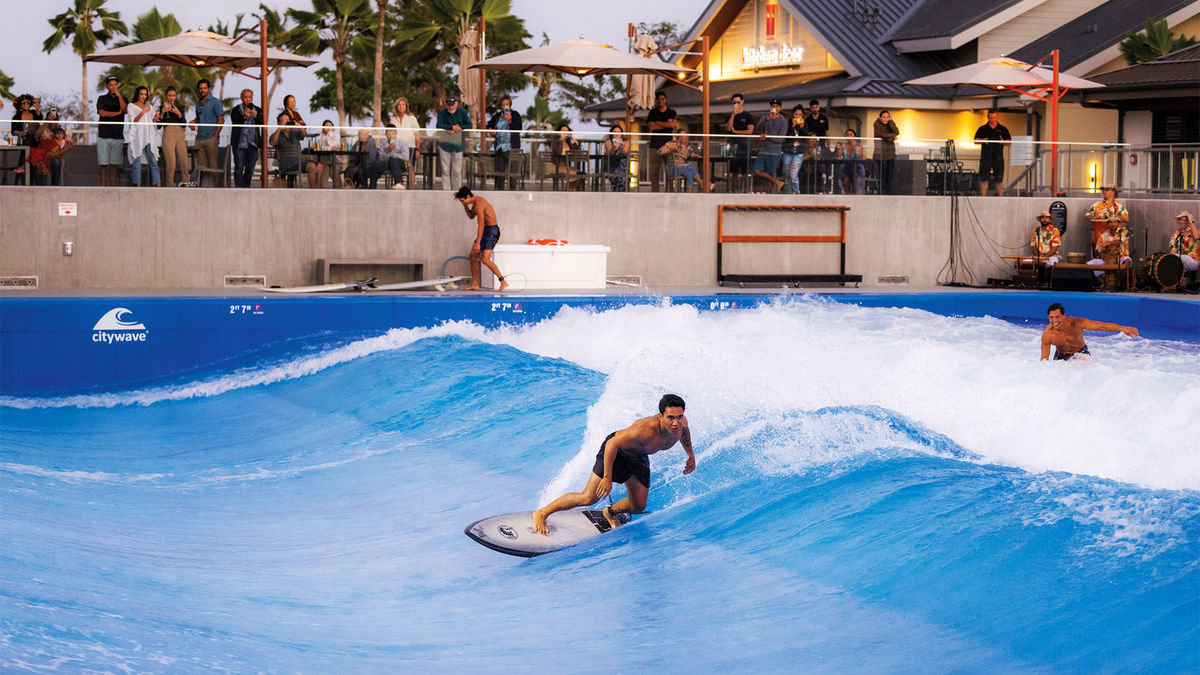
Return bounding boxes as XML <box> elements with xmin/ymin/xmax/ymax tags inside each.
<box><xmin>1050</xmin><ymin>49</ymin><xmax>1059</xmax><ymax>197</ymax></box>
<box><xmin>479</xmin><ymin>18</ymin><xmax>487</xmax><ymax>133</ymax></box>
<box><xmin>625</xmin><ymin>23</ymin><xmax>634</xmax><ymax>165</ymax></box>
<box><xmin>701</xmin><ymin>36</ymin><xmax>710</xmax><ymax>192</ymax></box>
<box><xmin>261</xmin><ymin>19</ymin><xmax>269</xmax><ymax>189</ymax></box>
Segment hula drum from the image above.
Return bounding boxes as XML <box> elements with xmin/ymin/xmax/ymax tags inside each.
<box><xmin>1066</xmin><ymin>252</ymin><xmax>1086</xmax><ymax>264</ymax></box>
<box><xmin>1143</xmin><ymin>253</ymin><xmax>1183</xmax><ymax>289</ymax></box>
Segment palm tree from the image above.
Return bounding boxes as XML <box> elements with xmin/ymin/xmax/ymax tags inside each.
<box><xmin>396</xmin><ymin>0</ymin><xmax>526</xmax><ymax>108</ymax></box>
<box><xmin>43</xmin><ymin>0</ymin><xmax>128</xmax><ymax>129</ymax></box>
<box><xmin>280</xmin><ymin>0</ymin><xmax>374</xmax><ymax>129</ymax></box>
<box><xmin>0</xmin><ymin>69</ymin><xmax>13</xmax><ymax>104</ymax></box>
<box><xmin>371</xmin><ymin>0</ymin><xmax>389</xmax><ymax>127</ymax></box>
<box><xmin>1120</xmin><ymin>18</ymin><xmax>1197</xmax><ymax>65</ymax></box>
<box><xmin>252</xmin><ymin>4</ymin><xmax>292</xmax><ymax>114</ymax></box>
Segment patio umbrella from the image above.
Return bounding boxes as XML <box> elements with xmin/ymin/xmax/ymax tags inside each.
<box><xmin>458</xmin><ymin>29</ymin><xmax>483</xmax><ymax>120</ymax></box>
<box><xmin>85</xmin><ymin>30</ymin><xmax>317</xmax><ymax>71</ymax></box>
<box><xmin>87</xmin><ymin>27</ymin><xmax>318</xmax><ymax>188</ymax></box>
<box><xmin>628</xmin><ymin>33</ymin><xmax>659</xmax><ymax>111</ymax></box>
<box><xmin>904</xmin><ymin>53</ymin><xmax>1103</xmax><ymax>195</ymax></box>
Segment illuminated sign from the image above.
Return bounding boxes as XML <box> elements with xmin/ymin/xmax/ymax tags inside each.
<box><xmin>741</xmin><ymin>44</ymin><xmax>804</xmax><ymax>69</ymax></box>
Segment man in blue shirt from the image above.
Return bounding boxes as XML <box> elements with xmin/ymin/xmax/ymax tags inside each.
<box><xmin>436</xmin><ymin>95</ymin><xmax>471</xmax><ymax>190</ymax></box>
<box><xmin>486</xmin><ymin>94</ymin><xmax>522</xmax><ymax>190</ymax></box>
<box><xmin>190</xmin><ymin>79</ymin><xmax>225</xmax><ymax>181</ymax></box>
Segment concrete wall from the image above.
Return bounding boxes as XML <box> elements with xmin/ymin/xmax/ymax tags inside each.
<box><xmin>1</xmin><ymin>186</ymin><xmax>1196</xmax><ymax>290</ymax></box>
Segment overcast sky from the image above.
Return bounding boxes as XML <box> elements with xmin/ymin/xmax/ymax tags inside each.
<box><xmin>3</xmin><ymin>0</ymin><xmax>699</xmax><ymax>130</ymax></box>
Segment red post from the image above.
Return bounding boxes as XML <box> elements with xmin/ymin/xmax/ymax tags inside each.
<box><xmin>1050</xmin><ymin>49</ymin><xmax>1059</xmax><ymax>197</ymax></box>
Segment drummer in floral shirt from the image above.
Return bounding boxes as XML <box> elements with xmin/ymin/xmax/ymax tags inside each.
<box><xmin>1085</xmin><ymin>184</ymin><xmax>1129</xmax><ymax>248</ymax></box>
<box><xmin>1028</xmin><ymin>210</ymin><xmax>1061</xmax><ymax>265</ymax></box>
<box><xmin>1167</xmin><ymin>210</ymin><xmax>1199</xmax><ymax>273</ymax></box>
<box><xmin>1087</xmin><ymin>217</ymin><xmax>1131</xmax><ymax>284</ymax></box>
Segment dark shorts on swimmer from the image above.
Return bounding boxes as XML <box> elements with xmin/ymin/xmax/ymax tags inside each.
<box><xmin>592</xmin><ymin>432</ymin><xmax>651</xmax><ymax>487</ymax></box>
<box><xmin>481</xmin><ymin>225</ymin><xmax>500</xmax><ymax>251</ymax></box>
<box><xmin>1053</xmin><ymin>344</ymin><xmax>1090</xmax><ymax>361</ymax></box>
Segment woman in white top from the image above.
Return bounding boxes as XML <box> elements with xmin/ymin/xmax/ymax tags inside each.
<box><xmin>126</xmin><ymin>86</ymin><xmax>160</xmax><ymax>187</ymax></box>
<box><xmin>389</xmin><ymin>97</ymin><xmax>421</xmax><ymax>150</ymax></box>
<box><xmin>317</xmin><ymin>119</ymin><xmax>342</xmax><ymax>187</ymax></box>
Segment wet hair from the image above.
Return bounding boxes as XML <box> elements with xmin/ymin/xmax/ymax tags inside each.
<box><xmin>197</xmin><ymin>79</ymin><xmax>211</xmax><ymax>89</ymax></box>
<box><xmin>1047</xmin><ymin>302</ymin><xmax>1065</xmax><ymax>315</ymax></box>
<box><xmin>454</xmin><ymin>186</ymin><xmax>473</xmax><ymax>199</ymax></box>
<box><xmin>659</xmin><ymin>394</ymin><xmax>686</xmax><ymax>413</ymax></box>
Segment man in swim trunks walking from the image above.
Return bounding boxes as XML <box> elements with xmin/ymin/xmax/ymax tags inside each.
<box><xmin>532</xmin><ymin>394</ymin><xmax>696</xmax><ymax>535</ymax></box>
<box><xmin>455</xmin><ymin>187</ymin><xmax>508</xmax><ymax>291</ymax></box>
<box><xmin>1040</xmin><ymin>302</ymin><xmax>1138</xmax><ymax>361</ymax></box>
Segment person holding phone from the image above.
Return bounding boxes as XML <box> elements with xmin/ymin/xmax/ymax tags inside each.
<box><xmin>486</xmin><ymin>94</ymin><xmax>523</xmax><ymax>190</ymax></box>
<box><xmin>229</xmin><ymin>88</ymin><xmax>262</xmax><ymax>188</ymax></box>
<box><xmin>156</xmin><ymin>86</ymin><xmax>189</xmax><ymax>186</ymax></box>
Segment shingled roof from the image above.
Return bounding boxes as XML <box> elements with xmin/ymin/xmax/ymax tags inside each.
<box><xmin>1086</xmin><ymin>43</ymin><xmax>1200</xmax><ymax>89</ymax></box>
<box><xmin>1010</xmin><ymin>0</ymin><xmax>1197</xmax><ymax>70</ymax></box>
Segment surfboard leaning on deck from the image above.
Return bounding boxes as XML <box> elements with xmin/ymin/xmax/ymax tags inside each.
<box><xmin>465</xmin><ymin>508</ymin><xmax>629</xmax><ymax>557</ymax></box>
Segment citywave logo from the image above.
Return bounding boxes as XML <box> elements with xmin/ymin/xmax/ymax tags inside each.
<box><xmin>92</xmin><ymin>307</ymin><xmax>149</xmax><ymax>344</ymax></box>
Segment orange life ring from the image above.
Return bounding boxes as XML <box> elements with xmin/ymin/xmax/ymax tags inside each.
<box><xmin>527</xmin><ymin>238</ymin><xmax>569</xmax><ymax>246</ymax></box>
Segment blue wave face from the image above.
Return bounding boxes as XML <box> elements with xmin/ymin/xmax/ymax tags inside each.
<box><xmin>2</xmin><ymin>302</ymin><xmax>1197</xmax><ymax>671</ymax></box>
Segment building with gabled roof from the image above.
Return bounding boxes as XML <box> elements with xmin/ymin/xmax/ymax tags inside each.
<box><xmin>588</xmin><ymin>0</ymin><xmax>1200</xmax><ymax>194</ymax></box>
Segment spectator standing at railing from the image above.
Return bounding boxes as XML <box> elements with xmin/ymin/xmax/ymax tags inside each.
<box><xmin>805</xmin><ymin>99</ymin><xmax>831</xmax><ymax>189</ymax></box>
<box><xmin>388</xmin><ymin>97</ymin><xmax>420</xmax><ymax>149</ymax></box>
<box><xmin>229</xmin><ymin>89</ymin><xmax>261</xmax><ymax>189</ymax></box>
<box><xmin>974</xmin><ymin>109</ymin><xmax>1011</xmax><ymax>196</ymax></box>
<box><xmin>604</xmin><ymin>123</ymin><xmax>628</xmax><ymax>192</ymax></box>
<box><xmin>11</xmin><ymin>94</ymin><xmax>42</xmax><ymax>147</ymax></box>
<box><xmin>95</xmin><ymin>77</ymin><xmax>126</xmax><ymax>187</ymax></box>
<box><xmin>725</xmin><ymin>93</ymin><xmax>754</xmax><ymax>193</ymax></box>
<box><xmin>781</xmin><ymin>104</ymin><xmax>809</xmax><ymax>194</ymax></box>
<box><xmin>872</xmin><ymin>110</ymin><xmax>899</xmax><ymax>195</ymax></box>
<box><xmin>190</xmin><ymin>79</ymin><xmax>225</xmax><ymax>180</ymax></box>
<box><xmin>486</xmin><ymin>94</ymin><xmax>522</xmax><ymax>190</ymax></box>
<box><xmin>436</xmin><ymin>94</ymin><xmax>470</xmax><ymax>190</ymax></box>
<box><xmin>156</xmin><ymin>87</ymin><xmax>188</xmax><ymax>187</ymax></box>
<box><xmin>753</xmin><ymin>98</ymin><xmax>787</xmax><ymax>193</ymax></box>
<box><xmin>1167</xmin><ymin>211</ymin><xmax>1199</xmax><ymax>272</ymax></box>
<box><xmin>126</xmin><ymin>86</ymin><xmax>160</xmax><ymax>187</ymax></box>
<box><xmin>645</xmin><ymin>90</ymin><xmax>678</xmax><ymax>192</ymax></box>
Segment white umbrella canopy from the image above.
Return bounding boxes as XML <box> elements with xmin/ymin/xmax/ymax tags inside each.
<box><xmin>904</xmin><ymin>57</ymin><xmax>1102</xmax><ymax>89</ymax></box>
<box><xmin>471</xmin><ymin>38</ymin><xmax>693</xmax><ymax>77</ymax></box>
<box><xmin>85</xmin><ymin>30</ymin><xmax>317</xmax><ymax>71</ymax></box>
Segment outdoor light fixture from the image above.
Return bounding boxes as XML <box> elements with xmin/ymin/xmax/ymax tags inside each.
<box><xmin>194</xmin><ymin>58</ymin><xmax>206</xmax><ymax>66</ymax></box>
<box><xmin>1088</xmin><ymin>161</ymin><xmax>1099</xmax><ymax>191</ymax></box>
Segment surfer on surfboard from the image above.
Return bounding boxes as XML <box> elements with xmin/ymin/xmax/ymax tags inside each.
<box><xmin>532</xmin><ymin>394</ymin><xmax>696</xmax><ymax>535</ymax></box>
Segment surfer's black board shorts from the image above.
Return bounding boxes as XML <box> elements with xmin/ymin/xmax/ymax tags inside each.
<box><xmin>592</xmin><ymin>432</ymin><xmax>651</xmax><ymax>487</ymax></box>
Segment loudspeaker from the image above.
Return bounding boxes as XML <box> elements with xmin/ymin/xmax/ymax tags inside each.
<box><xmin>1051</xmin><ymin>267</ymin><xmax>1096</xmax><ymax>292</ymax></box>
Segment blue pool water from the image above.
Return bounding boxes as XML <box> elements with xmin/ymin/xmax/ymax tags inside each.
<box><xmin>2</xmin><ymin>295</ymin><xmax>1198</xmax><ymax>671</ymax></box>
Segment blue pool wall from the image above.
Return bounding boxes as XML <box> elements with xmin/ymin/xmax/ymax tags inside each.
<box><xmin>1</xmin><ymin>291</ymin><xmax>1196</xmax><ymax>396</ymax></box>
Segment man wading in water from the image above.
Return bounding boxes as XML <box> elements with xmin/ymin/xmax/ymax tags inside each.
<box><xmin>532</xmin><ymin>394</ymin><xmax>696</xmax><ymax>535</ymax></box>
<box><xmin>1040</xmin><ymin>302</ymin><xmax>1139</xmax><ymax>361</ymax></box>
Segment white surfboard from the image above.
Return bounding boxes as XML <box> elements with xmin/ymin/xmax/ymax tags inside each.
<box><xmin>464</xmin><ymin>508</ymin><xmax>629</xmax><ymax>557</ymax></box>
<box><xmin>258</xmin><ymin>276</ymin><xmax>466</xmax><ymax>294</ymax></box>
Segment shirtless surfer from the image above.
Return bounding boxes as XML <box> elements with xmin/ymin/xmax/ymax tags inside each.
<box><xmin>455</xmin><ymin>187</ymin><xmax>508</xmax><ymax>291</ymax></box>
<box><xmin>1040</xmin><ymin>302</ymin><xmax>1138</xmax><ymax>361</ymax></box>
<box><xmin>531</xmin><ymin>394</ymin><xmax>696</xmax><ymax>535</ymax></box>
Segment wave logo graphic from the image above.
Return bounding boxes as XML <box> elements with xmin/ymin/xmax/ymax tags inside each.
<box><xmin>92</xmin><ymin>307</ymin><xmax>149</xmax><ymax>344</ymax></box>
